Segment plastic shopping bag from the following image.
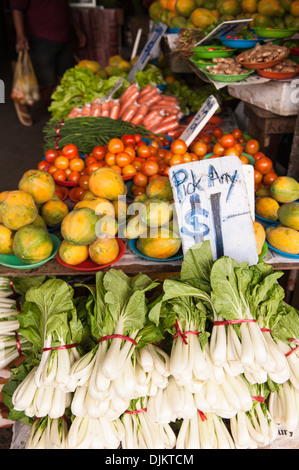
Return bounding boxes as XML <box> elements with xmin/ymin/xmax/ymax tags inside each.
<box><xmin>11</xmin><ymin>50</ymin><xmax>40</xmax><ymax>105</ymax></box>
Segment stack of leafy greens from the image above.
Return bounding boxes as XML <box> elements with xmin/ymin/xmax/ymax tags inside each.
<box><xmin>48</xmin><ymin>66</ymin><xmax>130</xmax><ymax>120</ymax></box>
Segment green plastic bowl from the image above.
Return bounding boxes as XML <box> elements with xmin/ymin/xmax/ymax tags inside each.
<box><xmin>253</xmin><ymin>28</ymin><xmax>298</xmax><ymax>39</ymax></box>
<box><xmin>201</xmin><ymin>65</ymin><xmax>255</xmax><ymax>82</ymax></box>
<box><xmin>191</xmin><ymin>45</ymin><xmax>235</xmax><ymax>59</ymax></box>
<box><xmin>0</xmin><ymin>234</ymin><xmax>61</xmax><ymax>270</ymax></box>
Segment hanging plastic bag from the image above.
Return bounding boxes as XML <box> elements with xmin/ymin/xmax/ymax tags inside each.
<box><xmin>11</xmin><ymin>50</ymin><xmax>40</xmax><ymax>106</ymax></box>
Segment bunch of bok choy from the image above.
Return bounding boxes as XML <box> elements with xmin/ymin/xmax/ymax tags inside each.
<box><xmin>25</xmin><ymin>416</ymin><xmax>68</xmax><ymax>449</ymax></box>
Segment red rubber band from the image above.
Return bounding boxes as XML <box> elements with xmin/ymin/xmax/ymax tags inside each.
<box><xmin>15</xmin><ymin>332</ymin><xmax>22</xmax><ymax>357</ymax></box>
<box><xmin>54</xmin><ymin>119</ymin><xmax>65</xmax><ymax>150</ymax></box>
<box><xmin>260</xmin><ymin>328</ymin><xmax>272</xmax><ymax>333</ymax></box>
<box><xmin>198</xmin><ymin>410</ymin><xmax>207</xmax><ymax>421</ymax></box>
<box><xmin>98</xmin><ymin>334</ymin><xmax>137</xmax><ymax>346</ymax></box>
<box><xmin>285</xmin><ymin>338</ymin><xmax>299</xmax><ymax>357</ymax></box>
<box><xmin>9</xmin><ymin>281</ymin><xmax>17</xmax><ymax>295</ymax></box>
<box><xmin>213</xmin><ymin>319</ymin><xmax>257</xmax><ymax>326</ymax></box>
<box><xmin>125</xmin><ymin>408</ymin><xmax>147</xmax><ymax>414</ymax></box>
<box><xmin>42</xmin><ymin>343</ymin><xmax>79</xmax><ymax>352</ymax></box>
<box><xmin>173</xmin><ymin>319</ymin><xmax>200</xmax><ymax>345</ymax></box>
<box><xmin>251</xmin><ymin>396</ymin><xmax>265</xmax><ymax>403</ymax></box>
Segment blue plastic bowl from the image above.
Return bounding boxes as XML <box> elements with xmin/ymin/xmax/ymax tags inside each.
<box><xmin>219</xmin><ymin>36</ymin><xmax>263</xmax><ymax>49</ymax></box>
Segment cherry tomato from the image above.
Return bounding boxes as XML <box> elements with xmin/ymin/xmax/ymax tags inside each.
<box><xmin>133</xmin><ymin>172</ymin><xmax>148</xmax><ymax>187</ymax></box>
<box><xmin>190</xmin><ymin>153</ymin><xmax>199</xmax><ymax>161</ymax></box>
<box><xmin>105</xmin><ymin>152</ymin><xmax>116</xmax><ymax>167</ymax></box>
<box><xmin>121</xmin><ymin>134</ymin><xmax>135</xmax><ymax>146</ymax></box>
<box><xmin>85</xmin><ymin>156</ymin><xmax>97</xmax><ymax>167</ymax></box>
<box><xmin>232</xmin><ymin>128</ymin><xmax>242</xmax><ymax>140</ymax></box>
<box><xmin>68</xmin><ymin>171</ymin><xmax>81</xmax><ymax>183</ymax></box>
<box><xmin>224</xmin><ymin>146</ymin><xmax>240</xmax><ymax>157</ymax></box>
<box><xmin>220</xmin><ymin>134</ymin><xmax>235</xmax><ymax>149</ymax></box>
<box><xmin>245</xmin><ymin>139</ymin><xmax>260</xmax><ymax>155</ymax></box>
<box><xmin>116</xmin><ymin>151</ymin><xmax>132</xmax><ymax>168</ymax></box>
<box><xmin>133</xmin><ymin>134</ymin><xmax>142</xmax><ymax>143</ymax></box>
<box><xmin>54</xmin><ymin>156</ymin><xmax>69</xmax><ymax>170</ymax></box>
<box><xmin>148</xmin><ymin>174</ymin><xmax>160</xmax><ymax>182</ymax></box>
<box><xmin>108</xmin><ymin>138</ymin><xmax>124</xmax><ymax>154</ymax></box>
<box><xmin>45</xmin><ymin>149</ymin><xmax>59</xmax><ymax>163</ymax></box>
<box><xmin>132</xmin><ymin>160</ymin><xmax>142</xmax><ymax>172</ymax></box>
<box><xmin>253</xmin><ymin>151</ymin><xmax>266</xmax><ymax>162</ymax></box>
<box><xmin>79</xmin><ymin>175</ymin><xmax>90</xmax><ymax>190</ymax></box>
<box><xmin>53</xmin><ymin>169</ymin><xmax>67</xmax><ymax>182</ymax></box>
<box><xmin>142</xmin><ymin>160</ymin><xmax>159</xmax><ymax>176</ymax></box>
<box><xmin>171</xmin><ymin>139</ymin><xmax>187</xmax><ymax>155</ymax></box>
<box><xmin>169</xmin><ymin>154</ymin><xmax>183</xmax><ymax>166</ymax></box>
<box><xmin>110</xmin><ymin>165</ymin><xmax>122</xmax><ymax>175</ymax></box>
<box><xmin>213</xmin><ymin>143</ymin><xmax>225</xmax><ymax>156</ymax></box>
<box><xmin>234</xmin><ymin>143</ymin><xmax>243</xmax><ymax>156</ymax></box>
<box><xmin>254</xmin><ymin>169</ymin><xmax>263</xmax><ymax>185</ymax></box>
<box><xmin>137</xmin><ymin>145</ymin><xmax>151</xmax><ymax>159</ymax></box>
<box><xmin>62</xmin><ymin>144</ymin><xmax>78</xmax><ymax>160</ymax></box>
<box><xmin>239</xmin><ymin>155</ymin><xmax>250</xmax><ymax>164</ymax></box>
<box><xmin>212</xmin><ymin>127</ymin><xmax>223</xmax><ymax>139</ymax></box>
<box><xmin>198</xmin><ymin>132</ymin><xmax>213</xmax><ymax>144</ymax></box>
<box><xmin>69</xmin><ymin>157</ymin><xmax>85</xmax><ymax>172</ymax></box>
<box><xmin>87</xmin><ymin>162</ymin><xmax>104</xmax><ymax>175</ymax></box>
<box><xmin>48</xmin><ymin>165</ymin><xmax>58</xmax><ymax>176</ymax></box>
<box><xmin>73</xmin><ymin>187</ymin><xmax>87</xmax><ymax>201</ymax></box>
<box><xmin>255</xmin><ymin>157</ymin><xmax>273</xmax><ymax>175</ymax></box>
<box><xmin>192</xmin><ymin>141</ymin><xmax>208</xmax><ymax>157</ymax></box>
<box><xmin>157</xmin><ymin>148</ymin><xmax>168</xmax><ymax>160</ymax></box>
<box><xmin>263</xmin><ymin>172</ymin><xmax>278</xmax><ymax>185</ymax></box>
<box><xmin>92</xmin><ymin>145</ymin><xmax>106</xmax><ymax>160</ymax></box>
<box><xmin>131</xmin><ymin>185</ymin><xmax>146</xmax><ymax>197</ymax></box>
<box><xmin>38</xmin><ymin>160</ymin><xmax>50</xmax><ymax>171</ymax></box>
<box><xmin>124</xmin><ymin>146</ymin><xmax>136</xmax><ymax>162</ymax></box>
<box><xmin>182</xmin><ymin>153</ymin><xmax>192</xmax><ymax>163</ymax></box>
<box><xmin>122</xmin><ymin>164</ymin><xmax>136</xmax><ymax>176</ymax></box>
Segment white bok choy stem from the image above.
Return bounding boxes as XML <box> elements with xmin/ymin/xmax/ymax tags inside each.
<box><xmin>276</xmin><ymin>339</ymin><xmax>299</xmax><ymax>391</ymax></box>
<box><xmin>25</xmin><ymin>416</ymin><xmax>68</xmax><ymax>449</ymax></box>
<box><xmin>269</xmin><ymin>381</ymin><xmax>299</xmax><ymax>433</ymax></box>
<box><xmin>67</xmin><ymin>416</ymin><xmax>124</xmax><ymax>449</ymax></box>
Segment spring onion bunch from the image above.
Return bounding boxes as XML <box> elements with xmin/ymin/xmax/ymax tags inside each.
<box><xmin>12</xmin><ymin>279</ymin><xmax>84</xmax><ymax>419</ymax></box>
<box><xmin>69</xmin><ymin>270</ymin><xmax>159</xmax><ymax>420</ymax></box>
<box><xmin>66</xmin><ymin>415</ymin><xmax>125</xmax><ymax>449</ymax></box>
<box><xmin>25</xmin><ymin>416</ymin><xmax>68</xmax><ymax>449</ymax></box>
<box><xmin>176</xmin><ymin>411</ymin><xmax>235</xmax><ymax>449</ymax></box>
<box><xmin>230</xmin><ymin>383</ymin><xmax>277</xmax><ymax>448</ymax></box>
<box><xmin>121</xmin><ymin>398</ymin><xmax>176</xmax><ymax>449</ymax></box>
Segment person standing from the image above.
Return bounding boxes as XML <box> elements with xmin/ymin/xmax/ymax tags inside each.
<box><xmin>10</xmin><ymin>0</ymin><xmax>86</xmax><ymax>126</ymax></box>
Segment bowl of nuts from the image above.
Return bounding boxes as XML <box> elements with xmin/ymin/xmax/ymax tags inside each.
<box><xmin>256</xmin><ymin>59</ymin><xmax>299</xmax><ymax>80</ymax></box>
<box><xmin>202</xmin><ymin>57</ymin><xmax>255</xmax><ymax>82</ymax></box>
<box><xmin>236</xmin><ymin>43</ymin><xmax>290</xmax><ymax>70</ymax></box>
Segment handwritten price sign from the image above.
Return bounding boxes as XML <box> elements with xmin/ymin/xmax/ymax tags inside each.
<box><xmin>127</xmin><ymin>22</ymin><xmax>168</xmax><ymax>82</ymax></box>
<box><xmin>169</xmin><ymin>156</ymin><xmax>258</xmax><ymax>266</ymax></box>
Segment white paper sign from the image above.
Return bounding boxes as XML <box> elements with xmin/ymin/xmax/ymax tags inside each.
<box><xmin>127</xmin><ymin>22</ymin><xmax>168</xmax><ymax>82</ymax></box>
<box><xmin>169</xmin><ymin>156</ymin><xmax>258</xmax><ymax>266</ymax></box>
<box><xmin>179</xmin><ymin>95</ymin><xmax>219</xmax><ymax>147</ymax></box>
<box><xmin>194</xmin><ymin>19</ymin><xmax>253</xmax><ymax>46</ymax></box>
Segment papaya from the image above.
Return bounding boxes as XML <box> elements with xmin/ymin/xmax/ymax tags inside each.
<box><xmin>253</xmin><ymin>13</ymin><xmax>274</xmax><ymax>27</ymax></box>
<box><xmin>204</xmin><ymin>0</ymin><xmax>217</xmax><ymax>9</ymax></box>
<box><xmin>78</xmin><ymin>60</ymin><xmax>101</xmax><ymax>74</ymax></box>
<box><xmin>96</xmin><ymin>215</ymin><xmax>118</xmax><ymax>238</ymax></box>
<box><xmin>266</xmin><ymin>225</ymin><xmax>299</xmax><ymax>255</ymax></box>
<box><xmin>195</xmin><ymin>0</ymin><xmax>204</xmax><ymax>5</ymax></box>
<box><xmin>88</xmin><ymin>236</ymin><xmax>119</xmax><ymax>265</ymax></box>
<box><xmin>41</xmin><ymin>199</ymin><xmax>69</xmax><ymax>228</ymax></box>
<box><xmin>241</xmin><ymin>0</ymin><xmax>257</xmax><ymax>13</ymax></box>
<box><xmin>160</xmin><ymin>9</ymin><xmax>170</xmax><ymax>23</ymax></box>
<box><xmin>253</xmin><ymin>220</ymin><xmax>266</xmax><ymax>255</ymax></box>
<box><xmin>137</xmin><ymin>228</ymin><xmax>181</xmax><ymax>259</ymax></box>
<box><xmin>75</xmin><ymin>197</ymin><xmax>115</xmax><ymax>217</ymax></box>
<box><xmin>59</xmin><ymin>240</ymin><xmax>89</xmax><ymax>266</ymax></box>
<box><xmin>175</xmin><ymin>0</ymin><xmax>197</xmax><ymax>17</ymax></box>
<box><xmin>0</xmin><ymin>190</ymin><xmax>38</xmax><ymax>231</ymax></box>
<box><xmin>166</xmin><ymin>10</ymin><xmax>177</xmax><ymax>25</ymax></box>
<box><xmin>140</xmin><ymin>197</ymin><xmax>173</xmax><ymax>228</ymax></box>
<box><xmin>160</xmin><ymin>0</ymin><xmax>169</xmax><ymax>8</ymax></box>
<box><xmin>168</xmin><ymin>0</ymin><xmax>177</xmax><ymax>12</ymax></box>
<box><xmin>218</xmin><ymin>0</ymin><xmax>242</xmax><ymax>16</ymax></box>
<box><xmin>257</xmin><ymin>0</ymin><xmax>284</xmax><ymax>17</ymax></box>
<box><xmin>255</xmin><ymin>186</ymin><xmax>271</xmax><ymax>198</ymax></box>
<box><xmin>278</xmin><ymin>202</ymin><xmax>299</xmax><ymax>231</ymax></box>
<box><xmin>190</xmin><ymin>7</ymin><xmax>218</xmax><ymax>27</ymax></box>
<box><xmin>18</xmin><ymin>169</ymin><xmax>56</xmax><ymax>205</ymax></box>
<box><xmin>281</xmin><ymin>0</ymin><xmax>292</xmax><ymax>13</ymax></box>
<box><xmin>112</xmin><ymin>199</ymin><xmax>128</xmax><ymax>223</ymax></box>
<box><xmin>13</xmin><ymin>225</ymin><xmax>53</xmax><ymax>264</ymax></box>
<box><xmin>255</xmin><ymin>196</ymin><xmax>280</xmax><ymax>221</ymax></box>
<box><xmin>146</xmin><ymin>176</ymin><xmax>173</xmax><ymax>200</ymax></box>
<box><xmin>31</xmin><ymin>214</ymin><xmax>47</xmax><ymax>230</ymax></box>
<box><xmin>124</xmin><ymin>215</ymin><xmax>148</xmax><ymax>239</ymax></box>
<box><xmin>88</xmin><ymin>167</ymin><xmax>126</xmax><ymax>201</ymax></box>
<box><xmin>61</xmin><ymin>208</ymin><xmax>99</xmax><ymax>246</ymax></box>
<box><xmin>270</xmin><ymin>176</ymin><xmax>299</xmax><ymax>204</ymax></box>
<box><xmin>0</xmin><ymin>224</ymin><xmax>14</xmax><ymax>255</ymax></box>
<box><xmin>290</xmin><ymin>0</ymin><xmax>299</xmax><ymax>17</ymax></box>
<box><xmin>169</xmin><ymin>14</ymin><xmax>188</xmax><ymax>27</ymax></box>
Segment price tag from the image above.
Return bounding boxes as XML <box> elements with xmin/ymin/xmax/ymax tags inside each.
<box><xmin>127</xmin><ymin>22</ymin><xmax>168</xmax><ymax>82</ymax></box>
<box><xmin>179</xmin><ymin>95</ymin><xmax>219</xmax><ymax>147</ymax></box>
<box><xmin>194</xmin><ymin>19</ymin><xmax>253</xmax><ymax>46</ymax></box>
<box><xmin>169</xmin><ymin>156</ymin><xmax>258</xmax><ymax>266</ymax></box>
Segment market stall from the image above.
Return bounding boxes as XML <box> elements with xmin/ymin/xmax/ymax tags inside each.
<box><xmin>1</xmin><ymin>0</ymin><xmax>299</xmax><ymax>451</ymax></box>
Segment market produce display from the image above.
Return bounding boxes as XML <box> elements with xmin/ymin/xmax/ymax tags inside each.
<box><xmin>149</xmin><ymin>0</ymin><xmax>299</xmax><ymax>33</ymax></box>
<box><xmin>2</xmin><ymin>239</ymin><xmax>299</xmax><ymax>449</ymax></box>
